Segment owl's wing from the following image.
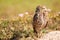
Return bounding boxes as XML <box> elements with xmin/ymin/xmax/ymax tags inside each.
<box><xmin>33</xmin><ymin>13</ymin><xmax>38</xmax><ymax>21</ymax></box>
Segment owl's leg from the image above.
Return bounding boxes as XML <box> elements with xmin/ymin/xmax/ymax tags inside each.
<box><xmin>37</xmin><ymin>32</ymin><xmax>40</xmax><ymax>38</ymax></box>
<box><xmin>34</xmin><ymin>29</ymin><xmax>38</xmax><ymax>37</ymax></box>
<box><xmin>37</xmin><ymin>30</ymin><xmax>42</xmax><ymax>38</ymax></box>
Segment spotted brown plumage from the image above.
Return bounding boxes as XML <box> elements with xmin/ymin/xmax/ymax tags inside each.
<box><xmin>33</xmin><ymin>5</ymin><xmax>51</xmax><ymax>37</ymax></box>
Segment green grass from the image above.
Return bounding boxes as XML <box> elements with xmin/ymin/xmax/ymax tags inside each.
<box><xmin>0</xmin><ymin>0</ymin><xmax>60</xmax><ymax>17</ymax></box>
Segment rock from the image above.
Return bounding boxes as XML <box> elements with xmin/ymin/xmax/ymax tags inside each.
<box><xmin>39</xmin><ymin>31</ymin><xmax>60</xmax><ymax>40</ymax></box>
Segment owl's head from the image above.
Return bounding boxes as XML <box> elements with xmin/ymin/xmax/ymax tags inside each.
<box><xmin>35</xmin><ymin>5</ymin><xmax>51</xmax><ymax>14</ymax></box>
<box><xmin>35</xmin><ymin>5</ymin><xmax>42</xmax><ymax>12</ymax></box>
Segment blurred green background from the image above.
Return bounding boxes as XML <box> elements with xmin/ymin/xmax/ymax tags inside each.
<box><xmin>0</xmin><ymin>0</ymin><xmax>60</xmax><ymax>17</ymax></box>
<box><xmin>0</xmin><ymin>0</ymin><xmax>60</xmax><ymax>40</ymax></box>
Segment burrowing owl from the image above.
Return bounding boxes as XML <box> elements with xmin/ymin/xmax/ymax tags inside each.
<box><xmin>33</xmin><ymin>5</ymin><xmax>51</xmax><ymax>36</ymax></box>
